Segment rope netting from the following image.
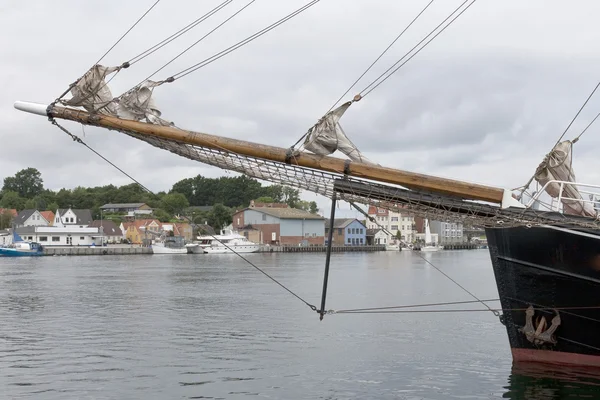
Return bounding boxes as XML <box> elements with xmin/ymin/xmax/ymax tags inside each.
<box><xmin>106</xmin><ymin>126</ymin><xmax>600</xmax><ymax>230</ymax></box>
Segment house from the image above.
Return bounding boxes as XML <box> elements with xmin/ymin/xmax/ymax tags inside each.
<box><xmin>54</xmin><ymin>208</ymin><xmax>93</xmax><ymax>227</ymax></box>
<box><xmin>15</xmin><ymin>225</ymin><xmax>100</xmax><ymax>246</ymax></box>
<box><xmin>237</xmin><ymin>224</ymin><xmax>263</xmax><ymax>244</ymax></box>
<box><xmin>125</xmin><ymin>219</ymin><xmax>161</xmax><ymax>244</ymax></box>
<box><xmin>233</xmin><ymin>205</ymin><xmax>324</xmax><ymax>246</ymax></box>
<box><xmin>324</xmin><ymin>218</ymin><xmax>367</xmax><ymax>246</ymax></box>
<box><xmin>365</xmin><ymin>206</ymin><xmax>416</xmax><ymax>244</ymax></box>
<box><xmin>88</xmin><ymin>220</ymin><xmax>124</xmax><ymax>244</ymax></box>
<box><xmin>0</xmin><ymin>208</ymin><xmax>18</xmax><ymax>217</ymax></box>
<box><xmin>366</xmin><ymin>228</ymin><xmax>387</xmax><ymax>245</ymax></box>
<box><xmin>100</xmin><ymin>203</ymin><xmax>152</xmax><ymax>214</ymax></box>
<box><xmin>14</xmin><ymin>209</ymin><xmax>53</xmax><ymax>228</ymax></box>
<box><xmin>414</xmin><ymin>216</ymin><xmax>464</xmax><ymax>244</ymax></box>
<box><xmin>162</xmin><ymin>222</ymin><xmax>193</xmax><ymax>241</ymax></box>
<box><xmin>40</xmin><ymin>211</ymin><xmax>55</xmax><ymax>226</ymax></box>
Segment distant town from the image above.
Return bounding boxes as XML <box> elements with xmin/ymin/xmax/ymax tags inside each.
<box><xmin>0</xmin><ymin>168</ymin><xmax>485</xmax><ymax>248</ymax></box>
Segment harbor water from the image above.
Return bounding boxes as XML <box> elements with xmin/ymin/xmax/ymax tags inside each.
<box><xmin>1</xmin><ymin>250</ymin><xmax>599</xmax><ymax>399</ymax></box>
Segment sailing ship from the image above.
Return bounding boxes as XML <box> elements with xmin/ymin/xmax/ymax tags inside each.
<box><xmin>12</xmin><ymin>1</ymin><xmax>600</xmax><ymax>367</ymax></box>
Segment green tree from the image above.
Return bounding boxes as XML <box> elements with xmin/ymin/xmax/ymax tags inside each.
<box><xmin>0</xmin><ymin>209</ymin><xmax>14</xmax><ymax>229</ymax></box>
<box><xmin>255</xmin><ymin>196</ymin><xmax>274</xmax><ymax>203</ymax></box>
<box><xmin>161</xmin><ymin>193</ymin><xmax>189</xmax><ymax>216</ymax></box>
<box><xmin>309</xmin><ymin>201</ymin><xmax>318</xmax><ymax>214</ymax></box>
<box><xmin>281</xmin><ymin>186</ymin><xmax>300</xmax><ymax>208</ymax></box>
<box><xmin>2</xmin><ymin>168</ymin><xmax>44</xmax><ymax>199</ymax></box>
<box><xmin>152</xmin><ymin>208</ymin><xmax>172</xmax><ymax>222</ymax></box>
<box><xmin>207</xmin><ymin>203</ymin><xmax>232</xmax><ymax>231</ymax></box>
<box><xmin>46</xmin><ymin>202</ymin><xmax>59</xmax><ymax>212</ymax></box>
<box><xmin>0</xmin><ymin>191</ymin><xmax>26</xmax><ymax>211</ymax></box>
<box><xmin>24</xmin><ymin>198</ymin><xmax>37</xmax><ymax>210</ymax></box>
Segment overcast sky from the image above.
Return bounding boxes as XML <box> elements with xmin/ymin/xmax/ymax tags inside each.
<box><xmin>2</xmin><ymin>0</ymin><xmax>600</xmax><ymax>217</ymax></box>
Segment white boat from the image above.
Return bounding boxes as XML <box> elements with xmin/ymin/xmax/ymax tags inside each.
<box><xmin>204</xmin><ymin>232</ymin><xmax>259</xmax><ymax>254</ymax></box>
<box><xmin>151</xmin><ymin>235</ymin><xmax>187</xmax><ymax>254</ymax></box>
<box><xmin>385</xmin><ymin>244</ymin><xmax>400</xmax><ymax>251</ymax></box>
<box><xmin>185</xmin><ymin>243</ymin><xmax>205</xmax><ymax>254</ymax></box>
<box><xmin>420</xmin><ymin>219</ymin><xmax>441</xmax><ymax>252</ymax></box>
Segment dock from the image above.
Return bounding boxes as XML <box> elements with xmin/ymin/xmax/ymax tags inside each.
<box><xmin>44</xmin><ymin>246</ymin><xmax>152</xmax><ymax>256</ymax></box>
<box><xmin>259</xmin><ymin>245</ymin><xmax>386</xmax><ymax>253</ymax></box>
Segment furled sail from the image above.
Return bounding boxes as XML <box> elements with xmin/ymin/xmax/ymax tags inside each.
<box><xmin>302</xmin><ymin>102</ymin><xmax>375</xmax><ymax>164</ymax></box>
<box><xmin>63</xmin><ymin>65</ymin><xmax>119</xmax><ymax>115</ymax></box>
<box><xmin>534</xmin><ymin>140</ymin><xmax>597</xmax><ymax>217</ymax></box>
<box><xmin>62</xmin><ymin>65</ymin><xmax>172</xmax><ymax>126</ymax></box>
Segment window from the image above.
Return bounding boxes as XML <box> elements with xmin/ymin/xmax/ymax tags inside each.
<box><xmin>360</xmin><ymin>238</ymin><xmax>364</xmax><ymax>244</ymax></box>
<box><xmin>27</xmin><ymin>236</ymin><xmax>33</xmax><ymax>241</ymax></box>
<box><xmin>338</xmin><ymin>228</ymin><xmax>342</xmax><ymax>235</ymax></box>
<box><xmin>347</xmin><ymin>238</ymin><xmax>351</xmax><ymax>244</ymax></box>
<box><xmin>39</xmin><ymin>236</ymin><xmax>47</xmax><ymax>242</ymax></box>
<box><xmin>325</xmin><ymin>228</ymin><xmax>329</xmax><ymax>234</ymax></box>
<box><xmin>262</xmin><ymin>214</ymin><xmax>266</xmax><ymax>221</ymax></box>
<box><xmin>360</xmin><ymin>228</ymin><xmax>363</xmax><ymax>234</ymax></box>
<box><xmin>80</xmin><ymin>237</ymin><xmax>85</xmax><ymax>240</ymax></box>
<box><xmin>391</xmin><ymin>225</ymin><xmax>398</xmax><ymax>231</ymax></box>
<box><xmin>52</xmin><ymin>237</ymin><xmax>60</xmax><ymax>242</ymax></box>
<box><xmin>391</xmin><ymin>217</ymin><xmax>398</xmax><ymax>221</ymax></box>
<box><xmin>348</xmin><ymin>228</ymin><xmax>351</xmax><ymax>234</ymax></box>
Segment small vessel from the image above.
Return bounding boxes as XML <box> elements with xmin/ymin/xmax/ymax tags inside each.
<box><xmin>0</xmin><ymin>231</ymin><xmax>44</xmax><ymax>257</ymax></box>
<box><xmin>184</xmin><ymin>242</ymin><xmax>205</xmax><ymax>254</ymax></box>
<box><xmin>204</xmin><ymin>232</ymin><xmax>259</xmax><ymax>254</ymax></box>
<box><xmin>151</xmin><ymin>235</ymin><xmax>187</xmax><ymax>254</ymax></box>
<box><xmin>420</xmin><ymin>219</ymin><xmax>441</xmax><ymax>252</ymax></box>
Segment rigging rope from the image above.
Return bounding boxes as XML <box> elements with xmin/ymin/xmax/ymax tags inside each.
<box><xmin>169</xmin><ymin>0</ymin><xmax>321</xmax><ymax>81</ymax></box>
<box><xmin>360</xmin><ymin>0</ymin><xmax>478</xmax><ymax>98</ymax></box>
<box><xmin>127</xmin><ymin>0</ymin><xmax>233</xmax><ymax>66</ymax></box>
<box><xmin>137</xmin><ymin>0</ymin><xmax>259</xmax><ymax>85</ymax></box>
<box><xmin>48</xmin><ymin>118</ymin><xmax>318</xmax><ymax>313</ymax></box>
<box><xmin>327</xmin><ymin>0</ymin><xmax>436</xmax><ymax>113</ymax></box>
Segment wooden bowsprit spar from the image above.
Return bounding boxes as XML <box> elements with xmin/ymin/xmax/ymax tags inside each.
<box><xmin>14</xmin><ymin>101</ymin><xmax>521</xmax><ymax>207</ymax></box>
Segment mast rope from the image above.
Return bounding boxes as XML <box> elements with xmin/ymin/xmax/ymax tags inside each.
<box><xmin>93</xmin><ymin>0</ymin><xmax>162</xmax><ymax>68</ymax></box>
<box><xmin>134</xmin><ymin>0</ymin><xmax>260</xmax><ymax>86</ymax></box>
<box><xmin>168</xmin><ymin>0</ymin><xmax>321</xmax><ymax>81</ymax></box>
<box><xmin>327</xmin><ymin>0</ymin><xmax>436</xmax><ymax>113</ymax></box>
<box><xmin>359</xmin><ymin>0</ymin><xmax>478</xmax><ymax>98</ymax></box>
<box><xmin>127</xmin><ymin>0</ymin><xmax>234</xmax><ymax>66</ymax></box>
<box><xmin>331</xmin><ymin>305</ymin><xmax>600</xmax><ymax>315</ymax></box>
<box><xmin>48</xmin><ymin>118</ymin><xmax>319</xmax><ymax>314</ymax></box>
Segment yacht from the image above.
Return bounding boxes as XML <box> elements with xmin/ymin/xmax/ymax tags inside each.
<box><xmin>204</xmin><ymin>232</ymin><xmax>259</xmax><ymax>254</ymax></box>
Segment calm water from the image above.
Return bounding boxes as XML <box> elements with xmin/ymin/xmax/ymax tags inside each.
<box><xmin>1</xmin><ymin>250</ymin><xmax>600</xmax><ymax>399</ymax></box>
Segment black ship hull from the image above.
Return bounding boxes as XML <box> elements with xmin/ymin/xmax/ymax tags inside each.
<box><xmin>486</xmin><ymin>224</ymin><xmax>600</xmax><ymax>366</ymax></box>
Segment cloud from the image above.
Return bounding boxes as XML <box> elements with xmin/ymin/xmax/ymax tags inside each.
<box><xmin>2</xmin><ymin>0</ymin><xmax>600</xmax><ymax>214</ymax></box>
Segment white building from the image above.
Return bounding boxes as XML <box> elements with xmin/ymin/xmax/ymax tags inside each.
<box><xmin>0</xmin><ymin>230</ymin><xmax>12</xmax><ymax>246</ymax></box>
<box><xmin>54</xmin><ymin>208</ymin><xmax>93</xmax><ymax>228</ymax></box>
<box><xmin>366</xmin><ymin>206</ymin><xmax>416</xmax><ymax>244</ymax></box>
<box><xmin>14</xmin><ymin>210</ymin><xmax>52</xmax><ymax>228</ymax></box>
<box><xmin>15</xmin><ymin>226</ymin><xmax>100</xmax><ymax>246</ymax></box>
<box><xmin>429</xmin><ymin>221</ymin><xmax>464</xmax><ymax>244</ymax></box>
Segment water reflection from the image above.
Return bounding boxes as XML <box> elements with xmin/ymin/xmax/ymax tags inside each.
<box><xmin>504</xmin><ymin>362</ymin><xmax>600</xmax><ymax>399</ymax></box>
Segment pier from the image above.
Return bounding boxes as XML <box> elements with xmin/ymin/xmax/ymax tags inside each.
<box><xmin>44</xmin><ymin>246</ymin><xmax>152</xmax><ymax>256</ymax></box>
<box><xmin>260</xmin><ymin>245</ymin><xmax>386</xmax><ymax>253</ymax></box>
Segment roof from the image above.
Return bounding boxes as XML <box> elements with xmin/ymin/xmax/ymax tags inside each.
<box><xmin>324</xmin><ymin>218</ymin><xmax>364</xmax><ymax>229</ymax></box>
<box><xmin>89</xmin><ymin>220</ymin><xmax>123</xmax><ymax>236</ymax></box>
<box><xmin>246</xmin><ymin>207</ymin><xmax>324</xmax><ymax>220</ymax></box>
<box><xmin>100</xmin><ymin>203</ymin><xmax>148</xmax><ymax>209</ymax></box>
<box><xmin>57</xmin><ymin>209</ymin><xmax>93</xmax><ymax>225</ymax></box>
<box><xmin>15</xmin><ymin>209</ymin><xmax>36</xmax><ymax>225</ymax></box>
<box><xmin>0</xmin><ymin>208</ymin><xmax>17</xmax><ymax>217</ymax></box>
<box><xmin>366</xmin><ymin>228</ymin><xmax>381</xmax><ymax>236</ymax></box>
<box><xmin>39</xmin><ymin>211</ymin><xmax>55</xmax><ymax>224</ymax></box>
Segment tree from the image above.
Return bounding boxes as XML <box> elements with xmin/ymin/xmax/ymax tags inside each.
<box><xmin>281</xmin><ymin>186</ymin><xmax>300</xmax><ymax>208</ymax></box>
<box><xmin>152</xmin><ymin>208</ymin><xmax>172</xmax><ymax>222</ymax></box>
<box><xmin>0</xmin><ymin>209</ymin><xmax>14</xmax><ymax>230</ymax></box>
<box><xmin>24</xmin><ymin>198</ymin><xmax>37</xmax><ymax>210</ymax></box>
<box><xmin>2</xmin><ymin>168</ymin><xmax>44</xmax><ymax>199</ymax></box>
<box><xmin>46</xmin><ymin>202</ymin><xmax>59</xmax><ymax>212</ymax></box>
<box><xmin>0</xmin><ymin>191</ymin><xmax>26</xmax><ymax>211</ymax></box>
<box><xmin>207</xmin><ymin>203</ymin><xmax>232</xmax><ymax>231</ymax></box>
<box><xmin>309</xmin><ymin>201</ymin><xmax>318</xmax><ymax>214</ymax></box>
<box><xmin>161</xmin><ymin>193</ymin><xmax>189</xmax><ymax>216</ymax></box>
<box><xmin>255</xmin><ymin>196</ymin><xmax>274</xmax><ymax>203</ymax></box>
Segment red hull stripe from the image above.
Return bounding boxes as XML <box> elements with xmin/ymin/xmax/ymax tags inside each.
<box><xmin>513</xmin><ymin>348</ymin><xmax>600</xmax><ymax>367</ymax></box>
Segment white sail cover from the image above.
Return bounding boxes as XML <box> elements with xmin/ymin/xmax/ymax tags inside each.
<box><xmin>62</xmin><ymin>65</ymin><xmax>172</xmax><ymax>126</ymax></box>
<box><xmin>116</xmin><ymin>80</ymin><xmax>173</xmax><ymax>126</ymax></box>
<box><xmin>534</xmin><ymin>140</ymin><xmax>597</xmax><ymax>218</ymax></box>
<box><xmin>303</xmin><ymin>102</ymin><xmax>374</xmax><ymax>164</ymax></box>
<box><xmin>63</xmin><ymin>65</ymin><xmax>119</xmax><ymax>115</ymax></box>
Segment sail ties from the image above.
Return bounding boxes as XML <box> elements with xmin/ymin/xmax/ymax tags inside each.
<box><xmin>59</xmin><ymin>64</ymin><xmax>173</xmax><ymax>126</ymax></box>
<box><xmin>300</xmin><ymin>101</ymin><xmax>375</xmax><ymax>165</ymax></box>
<box><xmin>534</xmin><ymin>140</ymin><xmax>597</xmax><ymax>218</ymax></box>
